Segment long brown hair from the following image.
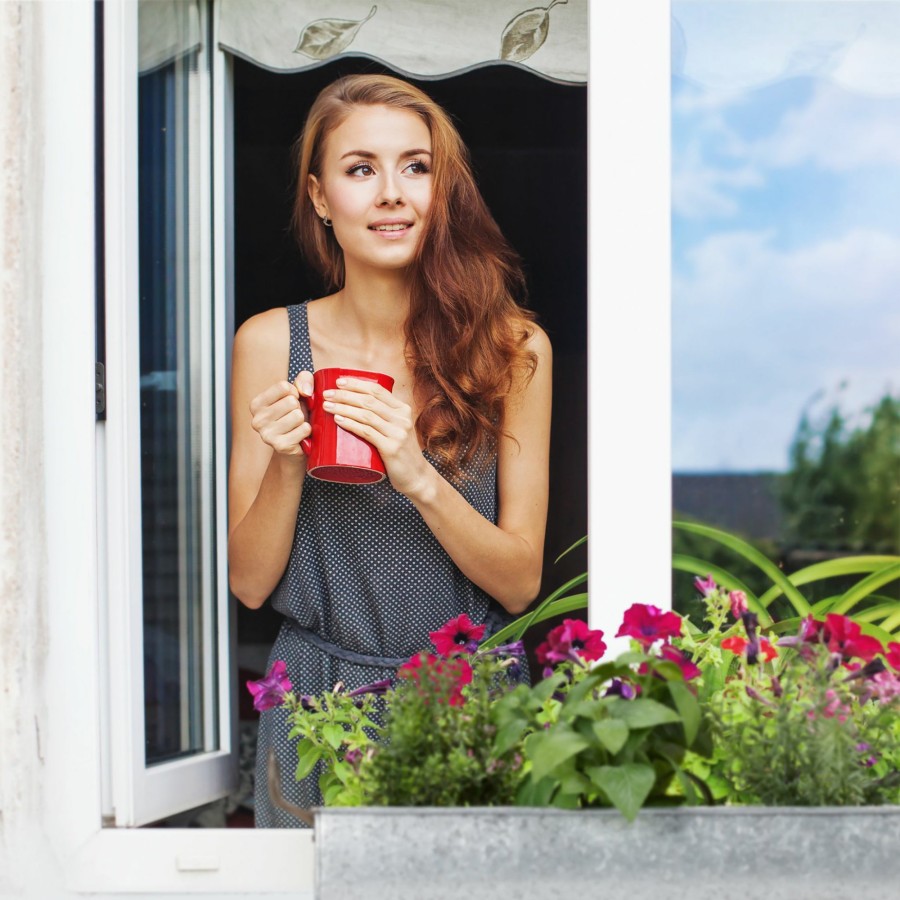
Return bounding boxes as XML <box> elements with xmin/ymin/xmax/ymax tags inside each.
<box><xmin>291</xmin><ymin>74</ymin><xmax>537</xmax><ymax>475</ymax></box>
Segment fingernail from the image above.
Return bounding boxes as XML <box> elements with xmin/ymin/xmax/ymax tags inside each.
<box><xmin>323</xmin><ymin>389</ymin><xmax>335</xmax><ymax>398</ymax></box>
<box><xmin>335</xmin><ymin>377</ymin><xmax>347</xmax><ymax>386</ymax></box>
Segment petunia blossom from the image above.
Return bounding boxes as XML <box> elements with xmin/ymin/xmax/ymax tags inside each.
<box><xmin>246</xmin><ymin>660</ymin><xmax>292</xmax><ymax>712</ymax></box>
<box><xmin>822</xmin><ymin>614</ymin><xmax>884</xmax><ymax>663</ymax></box>
<box><xmin>722</xmin><ymin>635</ymin><xmax>777</xmax><ymax>663</ymax></box>
<box><xmin>729</xmin><ymin>590</ymin><xmax>749</xmax><ymax>619</ymax></box>
<box><xmin>658</xmin><ymin>642</ymin><xmax>701</xmax><ymax>681</ymax></box>
<box><xmin>399</xmin><ymin>652</ymin><xmax>473</xmax><ymax>706</ymax></box>
<box><xmin>885</xmin><ymin>642</ymin><xmax>900</xmax><ymax>672</ymax></box>
<box><xmin>347</xmin><ymin>678</ymin><xmax>391</xmax><ymax>698</ymax></box>
<box><xmin>429</xmin><ymin>614</ymin><xmax>486</xmax><ymax>656</ymax></box>
<box><xmin>535</xmin><ymin>619</ymin><xmax>606</xmax><ymax>666</ymax></box>
<box><xmin>694</xmin><ymin>575</ymin><xmax>717</xmax><ymax>597</ymax></box>
<box><xmin>616</xmin><ymin>603</ymin><xmax>683</xmax><ymax>647</ymax></box>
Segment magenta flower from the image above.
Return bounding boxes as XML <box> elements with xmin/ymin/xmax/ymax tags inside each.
<box><xmin>246</xmin><ymin>660</ymin><xmax>292</xmax><ymax>712</ymax></box>
<box><xmin>658</xmin><ymin>643</ymin><xmax>701</xmax><ymax>681</ymax></box>
<box><xmin>822</xmin><ymin>614</ymin><xmax>884</xmax><ymax>663</ymax></box>
<box><xmin>694</xmin><ymin>575</ymin><xmax>717</xmax><ymax>597</ymax></box>
<box><xmin>616</xmin><ymin>603</ymin><xmax>683</xmax><ymax>647</ymax></box>
<box><xmin>535</xmin><ymin>619</ymin><xmax>607</xmax><ymax>665</ymax></box>
<box><xmin>729</xmin><ymin>590</ymin><xmax>749</xmax><ymax>618</ymax></box>
<box><xmin>429</xmin><ymin>614</ymin><xmax>486</xmax><ymax>655</ymax></box>
<box><xmin>886</xmin><ymin>642</ymin><xmax>900</xmax><ymax>672</ymax></box>
<box><xmin>347</xmin><ymin>678</ymin><xmax>391</xmax><ymax>698</ymax></box>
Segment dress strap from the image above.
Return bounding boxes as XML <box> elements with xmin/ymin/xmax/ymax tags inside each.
<box><xmin>286</xmin><ymin>302</ymin><xmax>314</xmax><ymax>382</ymax></box>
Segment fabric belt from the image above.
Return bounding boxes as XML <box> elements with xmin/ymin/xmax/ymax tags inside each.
<box><xmin>288</xmin><ymin>622</ymin><xmax>411</xmax><ymax>669</ymax></box>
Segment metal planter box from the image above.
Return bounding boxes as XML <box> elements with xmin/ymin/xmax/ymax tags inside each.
<box><xmin>315</xmin><ymin>806</ymin><xmax>900</xmax><ymax>900</ymax></box>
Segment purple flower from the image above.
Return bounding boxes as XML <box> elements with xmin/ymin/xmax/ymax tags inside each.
<box><xmin>347</xmin><ymin>679</ymin><xmax>391</xmax><ymax>698</ymax></box>
<box><xmin>604</xmin><ymin>678</ymin><xmax>636</xmax><ymax>700</ymax></box>
<box><xmin>344</xmin><ymin>748</ymin><xmax>363</xmax><ymax>767</ymax></box>
<box><xmin>729</xmin><ymin>590</ymin><xmax>748</xmax><ymax>618</ymax></box>
<box><xmin>246</xmin><ymin>661</ymin><xmax>292</xmax><ymax>712</ymax></box>
<box><xmin>694</xmin><ymin>575</ymin><xmax>717</xmax><ymax>597</ymax></box>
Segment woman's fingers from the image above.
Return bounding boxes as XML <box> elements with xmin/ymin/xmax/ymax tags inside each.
<box><xmin>249</xmin><ymin>380</ymin><xmax>299</xmax><ymax>415</ymax></box>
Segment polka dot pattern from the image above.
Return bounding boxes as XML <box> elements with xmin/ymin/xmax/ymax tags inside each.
<box><xmin>254</xmin><ymin>302</ymin><xmax>511</xmax><ymax>828</ymax></box>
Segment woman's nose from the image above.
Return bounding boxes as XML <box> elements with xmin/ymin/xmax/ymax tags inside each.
<box><xmin>376</xmin><ymin>173</ymin><xmax>403</xmax><ymax>206</ymax></box>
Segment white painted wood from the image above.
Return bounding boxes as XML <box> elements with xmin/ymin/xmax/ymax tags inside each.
<box><xmin>588</xmin><ymin>0</ymin><xmax>672</xmax><ymax>651</ymax></box>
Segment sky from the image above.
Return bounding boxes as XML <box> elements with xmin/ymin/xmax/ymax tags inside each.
<box><xmin>671</xmin><ymin>2</ymin><xmax>900</xmax><ymax>472</ymax></box>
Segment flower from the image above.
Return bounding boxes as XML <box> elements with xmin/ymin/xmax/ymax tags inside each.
<box><xmin>694</xmin><ymin>574</ymin><xmax>717</xmax><ymax>597</ymax></box>
<box><xmin>822</xmin><ymin>614</ymin><xmax>884</xmax><ymax>662</ymax></box>
<box><xmin>721</xmin><ymin>635</ymin><xmax>777</xmax><ymax>663</ymax></box>
<box><xmin>729</xmin><ymin>590</ymin><xmax>748</xmax><ymax>618</ymax></box>
<box><xmin>658</xmin><ymin>643</ymin><xmax>701</xmax><ymax>680</ymax></box>
<box><xmin>398</xmin><ymin>652</ymin><xmax>473</xmax><ymax>706</ymax></box>
<box><xmin>347</xmin><ymin>678</ymin><xmax>392</xmax><ymax>698</ymax></box>
<box><xmin>246</xmin><ymin>660</ymin><xmax>292</xmax><ymax>712</ymax></box>
<box><xmin>616</xmin><ymin>603</ymin><xmax>683</xmax><ymax>647</ymax></box>
<box><xmin>867</xmin><ymin>669</ymin><xmax>900</xmax><ymax>704</ymax></box>
<box><xmin>885</xmin><ymin>642</ymin><xmax>900</xmax><ymax>672</ymax></box>
<box><xmin>429</xmin><ymin>614</ymin><xmax>486</xmax><ymax>655</ymax></box>
<box><xmin>821</xmin><ymin>688</ymin><xmax>851</xmax><ymax>723</ymax></box>
<box><xmin>535</xmin><ymin>619</ymin><xmax>606</xmax><ymax>665</ymax></box>
<box><xmin>604</xmin><ymin>677</ymin><xmax>637</xmax><ymax>699</ymax></box>
<box><xmin>344</xmin><ymin>748</ymin><xmax>363</xmax><ymax>767</ymax></box>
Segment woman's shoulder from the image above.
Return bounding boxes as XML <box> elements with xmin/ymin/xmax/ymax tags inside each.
<box><xmin>232</xmin><ymin>307</ymin><xmax>291</xmax><ymax>374</ymax></box>
<box><xmin>523</xmin><ymin>321</ymin><xmax>552</xmax><ymax>356</ymax></box>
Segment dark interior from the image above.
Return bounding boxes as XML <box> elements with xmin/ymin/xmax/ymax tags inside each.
<box><xmin>232</xmin><ymin>56</ymin><xmax>588</xmax><ymax>675</ymax></box>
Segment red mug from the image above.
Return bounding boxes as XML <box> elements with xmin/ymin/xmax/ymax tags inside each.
<box><xmin>300</xmin><ymin>367</ymin><xmax>395</xmax><ymax>484</ymax></box>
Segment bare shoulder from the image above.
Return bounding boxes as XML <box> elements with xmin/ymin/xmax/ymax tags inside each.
<box><xmin>232</xmin><ymin>307</ymin><xmax>291</xmax><ymax>395</ymax></box>
<box><xmin>524</xmin><ymin>322</ymin><xmax>552</xmax><ymax>361</ymax></box>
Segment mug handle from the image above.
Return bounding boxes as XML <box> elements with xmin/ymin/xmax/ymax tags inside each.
<box><xmin>300</xmin><ymin>387</ymin><xmax>315</xmax><ymax>457</ymax></box>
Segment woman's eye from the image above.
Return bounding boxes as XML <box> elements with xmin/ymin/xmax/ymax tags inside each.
<box><xmin>347</xmin><ymin>163</ymin><xmax>375</xmax><ymax>177</ymax></box>
<box><xmin>404</xmin><ymin>160</ymin><xmax>430</xmax><ymax>175</ymax></box>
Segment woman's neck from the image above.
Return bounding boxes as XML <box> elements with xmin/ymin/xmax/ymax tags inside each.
<box><xmin>334</xmin><ymin>266</ymin><xmax>411</xmax><ymax>341</ymax></box>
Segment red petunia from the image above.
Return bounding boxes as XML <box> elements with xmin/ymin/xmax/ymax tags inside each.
<box><xmin>399</xmin><ymin>652</ymin><xmax>473</xmax><ymax>706</ymax></box>
<box><xmin>721</xmin><ymin>635</ymin><xmax>778</xmax><ymax>662</ymax></box>
<box><xmin>616</xmin><ymin>603</ymin><xmax>683</xmax><ymax>647</ymax></box>
<box><xmin>658</xmin><ymin>643</ymin><xmax>701</xmax><ymax>681</ymax></box>
<box><xmin>886</xmin><ymin>642</ymin><xmax>900</xmax><ymax>672</ymax></box>
<box><xmin>535</xmin><ymin>619</ymin><xmax>607</xmax><ymax>666</ymax></box>
<box><xmin>822</xmin><ymin>614</ymin><xmax>884</xmax><ymax>662</ymax></box>
<box><xmin>429</xmin><ymin>614</ymin><xmax>486</xmax><ymax>656</ymax></box>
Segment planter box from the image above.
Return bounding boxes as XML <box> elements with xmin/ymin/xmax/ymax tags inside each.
<box><xmin>315</xmin><ymin>806</ymin><xmax>900</xmax><ymax>899</ymax></box>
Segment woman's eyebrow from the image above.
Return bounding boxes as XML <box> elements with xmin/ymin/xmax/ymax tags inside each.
<box><xmin>339</xmin><ymin>148</ymin><xmax>433</xmax><ymax>160</ymax></box>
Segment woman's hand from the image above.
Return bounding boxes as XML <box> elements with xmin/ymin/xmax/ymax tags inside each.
<box><xmin>321</xmin><ymin>376</ymin><xmax>430</xmax><ymax>496</ymax></box>
<box><xmin>249</xmin><ymin>371</ymin><xmax>314</xmax><ymax>458</ymax></box>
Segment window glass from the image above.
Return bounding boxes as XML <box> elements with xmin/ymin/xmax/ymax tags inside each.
<box><xmin>138</xmin><ymin>29</ymin><xmax>216</xmax><ymax>765</ymax></box>
<box><xmin>672</xmin><ymin>2</ymin><xmax>900</xmax><ymax>621</ymax></box>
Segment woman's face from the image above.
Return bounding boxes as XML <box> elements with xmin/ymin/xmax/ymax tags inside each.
<box><xmin>309</xmin><ymin>104</ymin><xmax>433</xmax><ymax>276</ymax></box>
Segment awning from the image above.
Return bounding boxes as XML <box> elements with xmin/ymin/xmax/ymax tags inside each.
<box><xmin>216</xmin><ymin>0</ymin><xmax>588</xmax><ymax>84</ymax></box>
<box><xmin>139</xmin><ymin>0</ymin><xmax>202</xmax><ymax>75</ymax></box>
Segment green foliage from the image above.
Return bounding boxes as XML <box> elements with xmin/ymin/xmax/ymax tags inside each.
<box><xmin>282</xmin><ymin>685</ymin><xmax>383</xmax><ymax>807</ymax></box>
<box><xmin>493</xmin><ymin>653</ymin><xmax>714</xmax><ymax>821</ymax></box>
<box><xmin>357</xmin><ymin>653</ymin><xmax>523</xmax><ymax>807</ymax></box>
<box><xmin>780</xmin><ymin>393</ymin><xmax>900</xmax><ymax>553</ymax></box>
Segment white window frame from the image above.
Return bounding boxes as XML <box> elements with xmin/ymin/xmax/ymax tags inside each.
<box><xmin>44</xmin><ymin>0</ymin><xmax>670</xmax><ymax>895</ymax></box>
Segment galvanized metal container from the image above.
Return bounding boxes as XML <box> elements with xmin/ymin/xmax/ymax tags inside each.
<box><xmin>315</xmin><ymin>806</ymin><xmax>900</xmax><ymax>900</ymax></box>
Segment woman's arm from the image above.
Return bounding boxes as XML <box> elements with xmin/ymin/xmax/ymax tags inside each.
<box><xmin>323</xmin><ymin>326</ymin><xmax>552</xmax><ymax>614</ymax></box>
<box><xmin>227</xmin><ymin>309</ymin><xmax>314</xmax><ymax>609</ymax></box>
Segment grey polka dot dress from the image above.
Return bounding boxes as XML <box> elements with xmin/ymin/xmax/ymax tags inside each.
<box><xmin>253</xmin><ymin>301</ymin><xmax>514</xmax><ymax>828</ymax></box>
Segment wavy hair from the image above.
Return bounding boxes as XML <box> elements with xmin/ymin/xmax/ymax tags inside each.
<box><xmin>291</xmin><ymin>74</ymin><xmax>537</xmax><ymax>476</ymax></box>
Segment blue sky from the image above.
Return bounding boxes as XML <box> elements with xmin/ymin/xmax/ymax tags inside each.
<box><xmin>671</xmin><ymin>3</ymin><xmax>900</xmax><ymax>472</ymax></box>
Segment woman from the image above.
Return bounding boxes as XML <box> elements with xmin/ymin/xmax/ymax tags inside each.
<box><xmin>228</xmin><ymin>74</ymin><xmax>552</xmax><ymax>827</ymax></box>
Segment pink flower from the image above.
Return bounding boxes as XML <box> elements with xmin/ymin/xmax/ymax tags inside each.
<box><xmin>536</xmin><ymin>619</ymin><xmax>607</xmax><ymax>666</ymax></box>
<box><xmin>885</xmin><ymin>642</ymin><xmax>900</xmax><ymax>672</ymax></box>
<box><xmin>868</xmin><ymin>669</ymin><xmax>900</xmax><ymax>704</ymax></box>
<box><xmin>399</xmin><ymin>652</ymin><xmax>473</xmax><ymax>706</ymax></box>
<box><xmin>821</xmin><ymin>688</ymin><xmax>851</xmax><ymax>723</ymax></box>
<box><xmin>246</xmin><ymin>660</ymin><xmax>292</xmax><ymax>712</ymax></box>
<box><xmin>616</xmin><ymin>603</ymin><xmax>683</xmax><ymax>647</ymax></box>
<box><xmin>729</xmin><ymin>590</ymin><xmax>749</xmax><ymax>618</ymax></box>
<box><xmin>658</xmin><ymin>643</ymin><xmax>701</xmax><ymax>681</ymax></box>
<box><xmin>823</xmin><ymin>614</ymin><xmax>884</xmax><ymax>662</ymax></box>
<box><xmin>429</xmin><ymin>614</ymin><xmax>486</xmax><ymax>655</ymax></box>
<box><xmin>694</xmin><ymin>575</ymin><xmax>717</xmax><ymax>597</ymax></box>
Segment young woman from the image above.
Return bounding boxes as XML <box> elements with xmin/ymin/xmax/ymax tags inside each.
<box><xmin>228</xmin><ymin>74</ymin><xmax>552</xmax><ymax>827</ymax></box>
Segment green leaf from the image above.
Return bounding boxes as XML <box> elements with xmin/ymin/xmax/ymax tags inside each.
<box><xmin>591</xmin><ymin>718</ymin><xmax>629</xmax><ymax>755</ymax></box>
<box><xmin>586</xmin><ymin>763</ymin><xmax>656</xmax><ymax>821</ymax></box>
<box><xmin>526</xmin><ymin>727</ymin><xmax>589</xmax><ymax>783</ymax></box>
<box><xmin>832</xmin><ymin>562</ymin><xmax>900</xmax><ymax>616</ymax></box>
<box><xmin>554</xmin><ymin>535</ymin><xmax>587</xmax><ymax>564</ymax></box>
<box><xmin>672</xmin><ymin>553</ymin><xmax>764</xmax><ymax>619</ymax></box>
<box><xmin>668</xmin><ymin>681</ymin><xmax>701</xmax><ymax>746</ymax></box>
<box><xmin>608</xmin><ymin>697</ymin><xmax>682</xmax><ymax>729</ymax></box>
<box><xmin>516</xmin><ymin>775</ymin><xmax>558</xmax><ymax>807</ymax></box>
<box><xmin>295</xmin><ymin>739</ymin><xmax>322</xmax><ymax>782</ymax></box>
<box><xmin>674</xmin><ymin>520</ymin><xmax>811</xmax><ymax>617</ymax></box>
<box><xmin>494</xmin><ymin>720</ymin><xmax>528</xmax><ymax>756</ymax></box>
<box><xmin>332</xmin><ymin>761</ymin><xmax>352</xmax><ymax>786</ymax></box>
<box><xmin>322</xmin><ymin>723</ymin><xmax>345</xmax><ymax>750</ymax></box>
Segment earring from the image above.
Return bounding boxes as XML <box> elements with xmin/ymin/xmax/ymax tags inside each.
<box><xmin>321</xmin><ymin>215</ymin><xmax>332</xmax><ymax>227</ymax></box>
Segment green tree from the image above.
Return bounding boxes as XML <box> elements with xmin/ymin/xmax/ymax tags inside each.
<box><xmin>780</xmin><ymin>393</ymin><xmax>900</xmax><ymax>553</ymax></box>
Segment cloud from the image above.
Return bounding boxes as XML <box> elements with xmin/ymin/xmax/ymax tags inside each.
<box><xmin>753</xmin><ymin>82</ymin><xmax>900</xmax><ymax>170</ymax></box>
<box><xmin>672</xmin><ymin>142</ymin><xmax>763</xmax><ymax>220</ymax></box>
<box><xmin>673</xmin><ymin>227</ymin><xmax>900</xmax><ymax>470</ymax></box>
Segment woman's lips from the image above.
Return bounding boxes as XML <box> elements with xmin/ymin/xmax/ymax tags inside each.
<box><xmin>368</xmin><ymin>222</ymin><xmax>413</xmax><ymax>238</ymax></box>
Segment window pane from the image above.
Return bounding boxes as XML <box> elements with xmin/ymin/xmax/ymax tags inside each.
<box><xmin>671</xmin><ymin>2</ymin><xmax>900</xmax><ymax>620</ymax></box>
<box><xmin>138</xmin><ymin>22</ymin><xmax>216</xmax><ymax>764</ymax></box>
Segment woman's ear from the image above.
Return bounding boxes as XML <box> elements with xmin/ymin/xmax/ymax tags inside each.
<box><xmin>308</xmin><ymin>174</ymin><xmax>326</xmax><ymax>219</ymax></box>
